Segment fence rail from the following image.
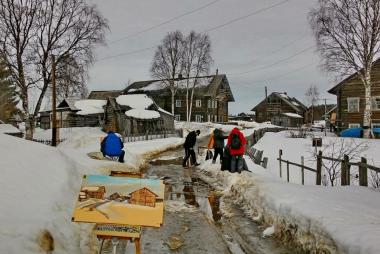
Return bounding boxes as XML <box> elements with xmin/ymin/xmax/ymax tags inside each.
<box><xmin>124</xmin><ymin>129</ymin><xmax>181</xmax><ymax>143</ymax></box>
<box><xmin>32</xmin><ymin>138</ymin><xmax>67</xmax><ymax>146</ymax></box>
<box><xmin>278</xmin><ymin>149</ymin><xmax>380</xmax><ymax>187</ymax></box>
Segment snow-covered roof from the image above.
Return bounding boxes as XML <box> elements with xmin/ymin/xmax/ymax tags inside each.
<box><xmin>125</xmin><ymin>109</ymin><xmax>160</xmax><ymax>119</ymax></box>
<box><xmin>0</xmin><ymin>124</ymin><xmax>21</xmax><ymax>134</ymax></box>
<box><xmin>75</xmin><ymin>100</ymin><xmax>106</xmax><ymax>115</ymax></box>
<box><xmin>116</xmin><ymin>94</ymin><xmax>154</xmax><ymax>109</ymax></box>
<box><xmin>282</xmin><ymin>112</ymin><xmax>303</xmax><ymax>119</ymax></box>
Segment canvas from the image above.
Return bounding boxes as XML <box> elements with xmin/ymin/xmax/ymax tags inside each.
<box><xmin>72</xmin><ymin>175</ymin><xmax>165</xmax><ymax>227</ymax></box>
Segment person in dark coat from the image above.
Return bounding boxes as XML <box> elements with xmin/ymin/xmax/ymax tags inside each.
<box><xmin>182</xmin><ymin>130</ymin><xmax>201</xmax><ymax>168</ymax></box>
<box><xmin>212</xmin><ymin>128</ymin><xmax>226</xmax><ymax>164</ymax></box>
<box><xmin>227</xmin><ymin>127</ymin><xmax>247</xmax><ymax>173</ymax></box>
<box><xmin>101</xmin><ymin>131</ymin><xmax>125</xmax><ymax>163</ymax></box>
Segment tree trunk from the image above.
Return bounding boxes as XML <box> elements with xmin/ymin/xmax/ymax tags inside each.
<box><xmin>186</xmin><ymin>79</ymin><xmax>190</xmax><ymax>122</ymax></box>
<box><xmin>363</xmin><ymin>84</ymin><xmax>372</xmax><ymax>138</ymax></box>
<box><xmin>189</xmin><ymin>83</ymin><xmax>196</xmax><ymax>122</ymax></box>
<box><xmin>171</xmin><ymin>90</ymin><xmax>175</xmax><ymax>115</ymax></box>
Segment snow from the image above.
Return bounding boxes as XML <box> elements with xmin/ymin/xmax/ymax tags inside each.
<box><xmin>74</xmin><ymin>99</ymin><xmax>106</xmax><ymax>115</ymax></box>
<box><xmin>292</xmin><ymin>101</ymin><xmax>300</xmax><ymax>106</ymax></box>
<box><xmin>0</xmin><ymin>127</ymin><xmax>184</xmax><ymax>253</ymax></box>
<box><xmin>262</xmin><ymin>226</ymin><xmax>275</xmax><ymax>238</ymax></box>
<box><xmin>116</xmin><ymin>94</ymin><xmax>154</xmax><ymax>109</ymax></box>
<box><xmin>282</xmin><ymin>112</ymin><xmax>303</xmax><ymax>118</ymax></box>
<box><xmin>125</xmin><ymin>109</ymin><xmax>160</xmax><ymax>119</ymax></box>
<box><xmin>157</xmin><ymin>106</ymin><xmax>173</xmax><ymax>116</ymax></box>
<box><xmin>279</xmin><ymin>93</ymin><xmax>289</xmax><ymax>98</ymax></box>
<box><xmin>0</xmin><ymin>123</ymin><xmax>21</xmax><ymax>134</ymax></box>
<box><xmin>200</xmin><ymin>157</ymin><xmax>380</xmax><ymax>254</ymax></box>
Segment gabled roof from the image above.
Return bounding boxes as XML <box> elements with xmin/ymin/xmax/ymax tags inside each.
<box><xmin>129</xmin><ymin>187</ymin><xmax>159</xmax><ymax>197</ymax></box>
<box><xmin>251</xmin><ymin>92</ymin><xmax>307</xmax><ymax>112</ymax></box>
<box><xmin>328</xmin><ymin>58</ymin><xmax>380</xmax><ymax>95</ymax></box>
<box><xmin>57</xmin><ymin>98</ymin><xmax>79</xmax><ymax>111</ymax></box>
<box><xmin>88</xmin><ymin>90</ymin><xmax>121</xmax><ymax>99</ymax></box>
<box><xmin>122</xmin><ymin>74</ymin><xmax>235</xmax><ymax>102</ymax></box>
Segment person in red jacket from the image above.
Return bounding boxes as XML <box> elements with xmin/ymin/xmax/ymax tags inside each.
<box><xmin>227</xmin><ymin>127</ymin><xmax>247</xmax><ymax>173</ymax></box>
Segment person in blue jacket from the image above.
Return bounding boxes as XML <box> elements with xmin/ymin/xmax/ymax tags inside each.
<box><xmin>100</xmin><ymin>131</ymin><xmax>125</xmax><ymax>163</ymax></box>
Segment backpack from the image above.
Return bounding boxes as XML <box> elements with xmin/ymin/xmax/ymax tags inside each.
<box><xmin>230</xmin><ymin>133</ymin><xmax>241</xmax><ymax>150</ymax></box>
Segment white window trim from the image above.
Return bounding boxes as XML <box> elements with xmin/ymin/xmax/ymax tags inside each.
<box><xmin>372</xmin><ymin>123</ymin><xmax>380</xmax><ymax>128</ymax></box>
<box><xmin>208</xmin><ymin>100</ymin><xmax>211</xmax><ymax>108</ymax></box>
<box><xmin>372</xmin><ymin>96</ymin><xmax>380</xmax><ymax>111</ymax></box>
<box><xmin>195</xmin><ymin>114</ymin><xmax>202</xmax><ymax>123</ymax></box>
<box><xmin>348</xmin><ymin>123</ymin><xmax>360</xmax><ymax>128</ymax></box>
<box><xmin>175</xmin><ymin>114</ymin><xmax>180</xmax><ymax>121</ymax></box>
<box><xmin>196</xmin><ymin>100</ymin><xmax>202</xmax><ymax>108</ymax></box>
<box><xmin>347</xmin><ymin>97</ymin><xmax>360</xmax><ymax>113</ymax></box>
<box><xmin>176</xmin><ymin>100</ymin><xmax>181</xmax><ymax>108</ymax></box>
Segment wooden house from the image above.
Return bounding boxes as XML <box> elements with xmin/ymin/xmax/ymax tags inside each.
<box><xmin>122</xmin><ymin>74</ymin><xmax>235</xmax><ymax>123</ymax></box>
<box><xmin>251</xmin><ymin>92</ymin><xmax>307</xmax><ymax>127</ymax></box>
<box><xmin>304</xmin><ymin>104</ymin><xmax>336</xmax><ymax>125</ymax></box>
<box><xmin>88</xmin><ymin>90</ymin><xmax>121</xmax><ymax>100</ymax></box>
<box><xmin>103</xmin><ymin>94</ymin><xmax>174</xmax><ymax>136</ymax></box>
<box><xmin>128</xmin><ymin>187</ymin><xmax>158</xmax><ymax>207</ymax></box>
<box><xmin>38</xmin><ymin>98</ymin><xmax>106</xmax><ymax>129</ymax></box>
<box><xmin>328</xmin><ymin>59</ymin><xmax>380</xmax><ymax>131</ymax></box>
<box><xmin>79</xmin><ymin>186</ymin><xmax>106</xmax><ymax>201</ymax></box>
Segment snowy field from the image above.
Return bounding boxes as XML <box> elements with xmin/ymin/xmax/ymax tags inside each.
<box><xmin>200</xmin><ymin>157</ymin><xmax>380</xmax><ymax>254</ymax></box>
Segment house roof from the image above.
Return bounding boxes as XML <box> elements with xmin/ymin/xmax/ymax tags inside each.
<box><xmin>129</xmin><ymin>187</ymin><xmax>159</xmax><ymax>197</ymax></box>
<box><xmin>328</xmin><ymin>58</ymin><xmax>380</xmax><ymax>95</ymax></box>
<box><xmin>122</xmin><ymin>74</ymin><xmax>235</xmax><ymax>102</ymax></box>
<box><xmin>88</xmin><ymin>90</ymin><xmax>121</xmax><ymax>99</ymax></box>
<box><xmin>251</xmin><ymin>92</ymin><xmax>307</xmax><ymax>112</ymax></box>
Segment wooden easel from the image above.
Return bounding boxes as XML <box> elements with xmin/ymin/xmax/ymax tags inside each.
<box><xmin>96</xmin><ymin>234</ymin><xmax>141</xmax><ymax>254</ymax></box>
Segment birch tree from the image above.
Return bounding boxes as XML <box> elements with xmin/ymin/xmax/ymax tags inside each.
<box><xmin>151</xmin><ymin>31</ymin><xmax>185</xmax><ymax>114</ymax></box>
<box><xmin>305</xmin><ymin>84</ymin><xmax>320</xmax><ymax>124</ymax></box>
<box><xmin>309</xmin><ymin>0</ymin><xmax>380</xmax><ymax>138</ymax></box>
<box><xmin>182</xmin><ymin>31</ymin><xmax>212</xmax><ymax>121</ymax></box>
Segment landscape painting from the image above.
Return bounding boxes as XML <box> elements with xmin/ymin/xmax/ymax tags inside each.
<box><xmin>72</xmin><ymin>175</ymin><xmax>165</xmax><ymax>227</ymax></box>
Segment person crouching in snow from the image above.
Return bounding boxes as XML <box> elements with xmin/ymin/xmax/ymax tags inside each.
<box><xmin>101</xmin><ymin>131</ymin><xmax>125</xmax><ymax>163</ymax></box>
<box><xmin>227</xmin><ymin>127</ymin><xmax>246</xmax><ymax>173</ymax></box>
<box><xmin>182</xmin><ymin>130</ymin><xmax>201</xmax><ymax>168</ymax></box>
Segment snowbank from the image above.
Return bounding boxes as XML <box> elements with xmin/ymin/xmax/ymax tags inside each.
<box><xmin>0</xmin><ymin>134</ymin><xmax>85</xmax><ymax>254</ymax></box>
<box><xmin>0</xmin><ymin>123</ymin><xmax>21</xmax><ymax>134</ymax></box>
<box><xmin>200</xmin><ymin>158</ymin><xmax>380</xmax><ymax>254</ymax></box>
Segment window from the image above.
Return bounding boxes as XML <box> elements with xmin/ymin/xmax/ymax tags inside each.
<box><xmin>372</xmin><ymin>123</ymin><xmax>380</xmax><ymax>128</ymax></box>
<box><xmin>195</xmin><ymin>115</ymin><xmax>202</xmax><ymax>122</ymax></box>
<box><xmin>175</xmin><ymin>114</ymin><xmax>181</xmax><ymax>121</ymax></box>
<box><xmin>214</xmin><ymin>115</ymin><xmax>218</xmax><ymax>122</ymax></box>
<box><xmin>176</xmin><ymin>100</ymin><xmax>181</xmax><ymax>107</ymax></box>
<box><xmin>372</xmin><ymin>97</ymin><xmax>380</xmax><ymax>111</ymax></box>
<box><xmin>347</xmin><ymin>98</ymin><xmax>360</xmax><ymax>112</ymax></box>
<box><xmin>207</xmin><ymin>114</ymin><xmax>211</xmax><ymax>122</ymax></box>
<box><xmin>348</xmin><ymin>123</ymin><xmax>360</xmax><ymax>128</ymax></box>
<box><xmin>213</xmin><ymin>100</ymin><xmax>218</xmax><ymax>109</ymax></box>
<box><xmin>208</xmin><ymin>100</ymin><xmax>211</xmax><ymax>108</ymax></box>
<box><xmin>196</xmin><ymin>100</ymin><xmax>202</xmax><ymax>108</ymax></box>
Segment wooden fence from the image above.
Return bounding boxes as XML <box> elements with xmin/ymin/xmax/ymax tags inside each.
<box><xmin>124</xmin><ymin>129</ymin><xmax>182</xmax><ymax>143</ymax></box>
<box><xmin>32</xmin><ymin>138</ymin><xmax>67</xmax><ymax>146</ymax></box>
<box><xmin>277</xmin><ymin>149</ymin><xmax>380</xmax><ymax>187</ymax></box>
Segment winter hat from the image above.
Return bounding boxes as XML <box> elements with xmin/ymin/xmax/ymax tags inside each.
<box><xmin>196</xmin><ymin>130</ymin><xmax>201</xmax><ymax>135</ymax></box>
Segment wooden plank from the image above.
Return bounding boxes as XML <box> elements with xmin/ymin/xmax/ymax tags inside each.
<box><xmin>279</xmin><ymin>149</ymin><xmax>282</xmax><ymax>178</ymax></box>
<box><xmin>359</xmin><ymin>157</ymin><xmax>368</xmax><ymax>187</ymax></box>
<box><xmin>341</xmin><ymin>155</ymin><xmax>349</xmax><ymax>186</ymax></box>
<box><xmin>301</xmin><ymin>156</ymin><xmax>305</xmax><ymax>185</ymax></box>
<box><xmin>277</xmin><ymin>158</ymin><xmax>317</xmax><ymax>173</ymax></box>
<box><xmin>286</xmin><ymin>161</ymin><xmax>290</xmax><ymax>182</ymax></box>
<box><xmin>316</xmin><ymin>151</ymin><xmax>322</xmax><ymax>185</ymax></box>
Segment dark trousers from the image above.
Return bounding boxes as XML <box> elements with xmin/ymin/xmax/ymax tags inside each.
<box><xmin>118</xmin><ymin>150</ymin><xmax>125</xmax><ymax>163</ymax></box>
<box><xmin>213</xmin><ymin>148</ymin><xmax>223</xmax><ymax>162</ymax></box>
<box><xmin>183</xmin><ymin>147</ymin><xmax>196</xmax><ymax>166</ymax></box>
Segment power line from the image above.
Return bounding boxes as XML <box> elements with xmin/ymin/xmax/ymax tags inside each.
<box><xmin>97</xmin><ymin>0</ymin><xmax>292</xmax><ymax>62</ymax></box>
<box><xmin>109</xmin><ymin>0</ymin><xmax>222</xmax><ymax>44</ymax></box>
<box><xmin>231</xmin><ymin>45</ymin><xmax>315</xmax><ymax>75</ymax></box>
<box><xmin>202</xmin><ymin>0</ymin><xmax>291</xmax><ymax>33</ymax></box>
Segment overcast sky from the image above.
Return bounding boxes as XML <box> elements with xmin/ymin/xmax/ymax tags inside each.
<box><xmin>87</xmin><ymin>0</ymin><xmax>337</xmax><ymax>114</ymax></box>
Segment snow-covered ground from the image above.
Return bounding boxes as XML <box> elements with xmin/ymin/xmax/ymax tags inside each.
<box><xmin>253</xmin><ymin>131</ymin><xmax>380</xmax><ymax>186</ymax></box>
<box><xmin>0</xmin><ymin>127</ymin><xmax>184</xmax><ymax>253</ymax></box>
<box><xmin>200</xmin><ymin>157</ymin><xmax>380</xmax><ymax>254</ymax></box>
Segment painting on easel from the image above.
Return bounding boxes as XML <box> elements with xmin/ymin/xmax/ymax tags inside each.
<box><xmin>72</xmin><ymin>175</ymin><xmax>165</xmax><ymax>227</ymax></box>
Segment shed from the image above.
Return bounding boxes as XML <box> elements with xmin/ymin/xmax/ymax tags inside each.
<box><xmin>128</xmin><ymin>187</ymin><xmax>158</xmax><ymax>207</ymax></box>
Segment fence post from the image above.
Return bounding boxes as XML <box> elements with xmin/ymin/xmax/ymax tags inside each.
<box><xmin>145</xmin><ymin>130</ymin><xmax>148</xmax><ymax>141</ymax></box>
<box><xmin>341</xmin><ymin>154</ymin><xmax>349</xmax><ymax>186</ymax></box>
<box><xmin>316</xmin><ymin>151</ymin><xmax>322</xmax><ymax>185</ymax></box>
<box><xmin>286</xmin><ymin>160</ymin><xmax>290</xmax><ymax>182</ymax></box>
<box><xmin>301</xmin><ymin>156</ymin><xmax>305</xmax><ymax>185</ymax></box>
<box><xmin>359</xmin><ymin>157</ymin><xmax>368</xmax><ymax>187</ymax></box>
<box><xmin>279</xmin><ymin>149</ymin><xmax>283</xmax><ymax>178</ymax></box>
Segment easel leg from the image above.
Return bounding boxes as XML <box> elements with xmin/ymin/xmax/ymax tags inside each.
<box><xmin>134</xmin><ymin>238</ymin><xmax>141</xmax><ymax>254</ymax></box>
<box><xmin>99</xmin><ymin>239</ymin><xmax>105</xmax><ymax>254</ymax></box>
<box><xmin>111</xmin><ymin>237</ymin><xmax>119</xmax><ymax>254</ymax></box>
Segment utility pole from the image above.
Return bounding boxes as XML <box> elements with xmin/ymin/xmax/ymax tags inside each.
<box><xmin>265</xmin><ymin>86</ymin><xmax>268</xmax><ymax>122</ymax></box>
<box><xmin>324</xmin><ymin>98</ymin><xmax>327</xmax><ymax>136</ymax></box>
<box><xmin>51</xmin><ymin>55</ymin><xmax>57</xmax><ymax>147</ymax></box>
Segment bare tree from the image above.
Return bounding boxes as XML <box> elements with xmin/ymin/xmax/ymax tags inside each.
<box><xmin>309</xmin><ymin>0</ymin><xmax>380</xmax><ymax>138</ymax></box>
<box><xmin>182</xmin><ymin>31</ymin><xmax>212</xmax><ymax>121</ymax></box>
<box><xmin>305</xmin><ymin>84</ymin><xmax>320</xmax><ymax>124</ymax></box>
<box><xmin>0</xmin><ymin>0</ymin><xmax>107</xmax><ymax>139</ymax></box>
<box><xmin>151</xmin><ymin>31</ymin><xmax>185</xmax><ymax>115</ymax></box>
<box><xmin>0</xmin><ymin>57</ymin><xmax>19</xmax><ymax>122</ymax></box>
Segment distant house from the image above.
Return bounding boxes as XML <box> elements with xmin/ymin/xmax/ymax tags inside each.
<box><xmin>304</xmin><ymin>104</ymin><xmax>336</xmax><ymax>124</ymax></box>
<box><xmin>87</xmin><ymin>90</ymin><xmax>121</xmax><ymax>100</ymax></box>
<box><xmin>251</xmin><ymin>92</ymin><xmax>307</xmax><ymax>127</ymax></box>
<box><xmin>79</xmin><ymin>186</ymin><xmax>106</xmax><ymax>201</ymax></box>
<box><xmin>122</xmin><ymin>74</ymin><xmax>235</xmax><ymax>123</ymax></box>
<box><xmin>39</xmin><ymin>98</ymin><xmax>106</xmax><ymax>129</ymax></box>
<box><xmin>328</xmin><ymin>59</ymin><xmax>380</xmax><ymax>131</ymax></box>
<box><xmin>228</xmin><ymin>112</ymin><xmax>254</xmax><ymax>122</ymax></box>
<box><xmin>128</xmin><ymin>187</ymin><xmax>158</xmax><ymax>207</ymax></box>
<box><xmin>103</xmin><ymin>94</ymin><xmax>174</xmax><ymax>135</ymax></box>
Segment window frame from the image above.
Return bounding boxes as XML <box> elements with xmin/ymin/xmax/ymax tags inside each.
<box><xmin>372</xmin><ymin>96</ymin><xmax>380</xmax><ymax>111</ymax></box>
<box><xmin>347</xmin><ymin>97</ymin><xmax>360</xmax><ymax>113</ymax></box>
<box><xmin>195</xmin><ymin>99</ymin><xmax>202</xmax><ymax>108</ymax></box>
<box><xmin>195</xmin><ymin>114</ymin><xmax>202</xmax><ymax>123</ymax></box>
<box><xmin>348</xmin><ymin>123</ymin><xmax>360</xmax><ymax>128</ymax></box>
<box><xmin>174</xmin><ymin>114</ymin><xmax>181</xmax><ymax>121</ymax></box>
<box><xmin>175</xmin><ymin>100</ymin><xmax>181</xmax><ymax>108</ymax></box>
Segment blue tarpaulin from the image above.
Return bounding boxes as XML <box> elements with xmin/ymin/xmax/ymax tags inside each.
<box><xmin>340</xmin><ymin>128</ymin><xmax>380</xmax><ymax>137</ymax></box>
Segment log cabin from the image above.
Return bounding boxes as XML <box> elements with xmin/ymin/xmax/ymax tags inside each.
<box><xmin>128</xmin><ymin>187</ymin><xmax>158</xmax><ymax>208</ymax></box>
<box><xmin>328</xmin><ymin>59</ymin><xmax>380</xmax><ymax>131</ymax></box>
